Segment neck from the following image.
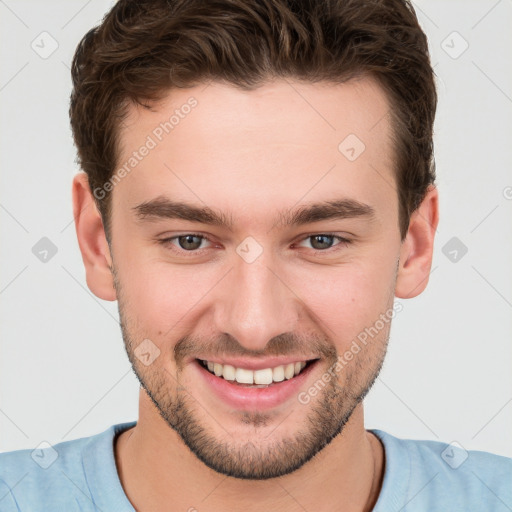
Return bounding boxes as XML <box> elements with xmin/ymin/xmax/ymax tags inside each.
<box><xmin>115</xmin><ymin>394</ymin><xmax>384</xmax><ymax>512</ymax></box>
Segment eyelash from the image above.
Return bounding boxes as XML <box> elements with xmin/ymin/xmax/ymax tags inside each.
<box><xmin>158</xmin><ymin>232</ymin><xmax>352</xmax><ymax>255</ymax></box>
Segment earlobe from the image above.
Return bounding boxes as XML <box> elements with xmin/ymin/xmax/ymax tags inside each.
<box><xmin>395</xmin><ymin>185</ymin><xmax>439</xmax><ymax>299</ymax></box>
<box><xmin>72</xmin><ymin>173</ymin><xmax>117</xmax><ymax>301</ymax></box>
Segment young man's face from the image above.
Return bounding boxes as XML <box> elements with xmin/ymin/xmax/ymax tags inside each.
<box><xmin>75</xmin><ymin>77</ymin><xmax>438</xmax><ymax>479</ymax></box>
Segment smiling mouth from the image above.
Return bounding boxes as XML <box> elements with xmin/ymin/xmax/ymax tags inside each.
<box><xmin>196</xmin><ymin>358</ymin><xmax>319</xmax><ymax>388</ymax></box>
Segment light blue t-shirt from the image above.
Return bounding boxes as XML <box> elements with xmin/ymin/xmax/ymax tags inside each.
<box><xmin>0</xmin><ymin>421</ymin><xmax>511</xmax><ymax>511</ymax></box>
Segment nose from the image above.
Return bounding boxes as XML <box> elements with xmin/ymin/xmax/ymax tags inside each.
<box><xmin>212</xmin><ymin>254</ymin><xmax>300</xmax><ymax>352</ymax></box>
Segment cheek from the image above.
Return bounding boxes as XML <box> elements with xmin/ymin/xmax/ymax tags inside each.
<box><xmin>116</xmin><ymin>251</ymin><xmax>218</xmax><ymax>334</ymax></box>
<box><xmin>287</xmin><ymin>257</ymin><xmax>396</xmax><ymax>346</ymax></box>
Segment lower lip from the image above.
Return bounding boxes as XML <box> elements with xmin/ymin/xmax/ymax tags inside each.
<box><xmin>192</xmin><ymin>359</ymin><xmax>319</xmax><ymax>411</ymax></box>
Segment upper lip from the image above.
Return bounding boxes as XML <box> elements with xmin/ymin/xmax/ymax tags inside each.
<box><xmin>194</xmin><ymin>356</ymin><xmax>318</xmax><ymax>371</ymax></box>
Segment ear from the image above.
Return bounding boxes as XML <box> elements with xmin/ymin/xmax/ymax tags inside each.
<box><xmin>395</xmin><ymin>184</ymin><xmax>439</xmax><ymax>299</ymax></box>
<box><xmin>72</xmin><ymin>173</ymin><xmax>117</xmax><ymax>301</ymax></box>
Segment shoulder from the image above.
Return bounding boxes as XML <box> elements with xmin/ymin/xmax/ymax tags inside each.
<box><xmin>0</xmin><ymin>435</ymin><xmax>92</xmax><ymax>511</ymax></box>
<box><xmin>0</xmin><ymin>422</ymin><xmax>135</xmax><ymax>512</ymax></box>
<box><xmin>371</xmin><ymin>429</ymin><xmax>512</xmax><ymax>512</ymax></box>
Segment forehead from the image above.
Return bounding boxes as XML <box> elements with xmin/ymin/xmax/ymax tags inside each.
<box><xmin>113</xmin><ymin>77</ymin><xmax>395</xmax><ymax>230</ymax></box>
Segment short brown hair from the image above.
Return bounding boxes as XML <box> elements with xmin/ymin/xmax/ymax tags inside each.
<box><xmin>69</xmin><ymin>0</ymin><xmax>437</xmax><ymax>242</ymax></box>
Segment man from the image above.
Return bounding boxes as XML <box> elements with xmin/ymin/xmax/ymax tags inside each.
<box><xmin>0</xmin><ymin>0</ymin><xmax>510</xmax><ymax>510</ymax></box>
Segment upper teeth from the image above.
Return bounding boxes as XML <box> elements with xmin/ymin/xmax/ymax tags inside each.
<box><xmin>203</xmin><ymin>360</ymin><xmax>307</xmax><ymax>385</ymax></box>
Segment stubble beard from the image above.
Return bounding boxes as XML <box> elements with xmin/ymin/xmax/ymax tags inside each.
<box><xmin>113</xmin><ymin>264</ymin><xmax>390</xmax><ymax>480</ymax></box>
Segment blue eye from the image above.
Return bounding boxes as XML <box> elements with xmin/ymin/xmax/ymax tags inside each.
<box><xmin>160</xmin><ymin>234</ymin><xmax>211</xmax><ymax>252</ymax></box>
<box><xmin>296</xmin><ymin>234</ymin><xmax>351</xmax><ymax>251</ymax></box>
<box><xmin>158</xmin><ymin>232</ymin><xmax>351</xmax><ymax>255</ymax></box>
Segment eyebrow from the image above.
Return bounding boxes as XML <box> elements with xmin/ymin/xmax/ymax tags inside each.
<box><xmin>132</xmin><ymin>195</ymin><xmax>376</xmax><ymax>230</ymax></box>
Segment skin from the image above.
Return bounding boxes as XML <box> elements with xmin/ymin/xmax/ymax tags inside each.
<box><xmin>72</xmin><ymin>77</ymin><xmax>439</xmax><ymax>511</ymax></box>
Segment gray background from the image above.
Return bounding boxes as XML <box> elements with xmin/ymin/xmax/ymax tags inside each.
<box><xmin>1</xmin><ymin>0</ymin><xmax>511</xmax><ymax>457</ymax></box>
